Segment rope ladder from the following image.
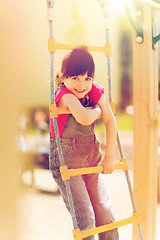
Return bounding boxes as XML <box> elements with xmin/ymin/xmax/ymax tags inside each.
<box><xmin>46</xmin><ymin>0</ymin><xmax>144</xmax><ymax>239</ymax></box>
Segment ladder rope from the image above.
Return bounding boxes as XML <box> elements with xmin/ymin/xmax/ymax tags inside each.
<box><xmin>46</xmin><ymin>0</ymin><xmax>78</xmax><ymax>229</ymax></box>
<box><xmin>99</xmin><ymin>1</ymin><xmax>144</xmax><ymax>239</ymax></box>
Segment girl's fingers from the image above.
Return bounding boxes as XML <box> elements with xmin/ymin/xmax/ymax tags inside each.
<box><xmin>106</xmin><ymin>168</ymin><xmax>114</xmax><ymax>174</ymax></box>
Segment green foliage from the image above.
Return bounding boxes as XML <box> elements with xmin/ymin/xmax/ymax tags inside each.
<box><xmin>95</xmin><ymin>113</ymin><xmax>133</xmax><ymax>132</ymax></box>
<box><xmin>116</xmin><ymin>113</ymin><xmax>133</xmax><ymax>130</ymax></box>
<box><xmin>96</xmin><ymin>113</ymin><xmax>160</xmax><ymax>133</ymax></box>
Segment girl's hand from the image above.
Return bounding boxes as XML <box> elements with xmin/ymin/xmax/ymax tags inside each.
<box><xmin>99</xmin><ymin>156</ymin><xmax>115</xmax><ymax>174</ymax></box>
<box><xmin>85</xmin><ymin>105</ymin><xmax>101</xmax><ymax>119</ymax></box>
<box><xmin>94</xmin><ymin>104</ymin><xmax>102</xmax><ymax>119</ymax></box>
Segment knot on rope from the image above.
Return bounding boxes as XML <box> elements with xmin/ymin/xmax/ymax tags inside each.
<box><xmin>46</xmin><ymin>0</ymin><xmax>54</xmax><ymax>8</ymax></box>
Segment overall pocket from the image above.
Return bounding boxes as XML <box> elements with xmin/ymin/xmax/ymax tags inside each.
<box><xmin>49</xmin><ymin>140</ymin><xmax>73</xmax><ymax>170</ymax></box>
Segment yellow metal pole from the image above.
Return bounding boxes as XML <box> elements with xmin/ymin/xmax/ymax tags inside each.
<box><xmin>132</xmin><ymin>3</ymin><xmax>158</xmax><ymax>240</ymax></box>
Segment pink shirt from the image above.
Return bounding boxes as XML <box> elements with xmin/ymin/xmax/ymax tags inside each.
<box><xmin>50</xmin><ymin>81</ymin><xmax>104</xmax><ymax>138</ymax></box>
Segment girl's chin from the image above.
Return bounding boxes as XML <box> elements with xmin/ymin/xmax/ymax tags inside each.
<box><xmin>74</xmin><ymin>91</ymin><xmax>86</xmax><ymax>98</ymax></box>
<box><xmin>76</xmin><ymin>93</ymin><xmax>86</xmax><ymax>99</ymax></box>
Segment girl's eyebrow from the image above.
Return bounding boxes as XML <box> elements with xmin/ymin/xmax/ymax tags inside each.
<box><xmin>70</xmin><ymin>75</ymin><xmax>92</xmax><ymax>79</ymax></box>
<box><xmin>71</xmin><ymin>76</ymin><xmax>78</xmax><ymax>78</ymax></box>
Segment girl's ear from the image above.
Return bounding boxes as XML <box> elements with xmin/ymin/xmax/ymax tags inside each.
<box><xmin>59</xmin><ymin>72</ymin><xmax>66</xmax><ymax>83</ymax></box>
<box><xmin>61</xmin><ymin>77</ymin><xmax>65</xmax><ymax>83</ymax></box>
<box><xmin>55</xmin><ymin>72</ymin><xmax>64</xmax><ymax>88</ymax></box>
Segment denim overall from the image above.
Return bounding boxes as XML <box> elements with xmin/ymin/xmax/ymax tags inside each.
<box><xmin>50</xmin><ymin>114</ymin><xmax>119</xmax><ymax>240</ymax></box>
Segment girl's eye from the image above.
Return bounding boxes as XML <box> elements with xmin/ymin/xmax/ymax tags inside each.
<box><xmin>71</xmin><ymin>76</ymin><xmax>78</xmax><ymax>80</ymax></box>
<box><xmin>85</xmin><ymin>77</ymin><xmax>92</xmax><ymax>81</ymax></box>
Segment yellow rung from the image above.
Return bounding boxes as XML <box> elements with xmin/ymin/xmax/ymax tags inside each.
<box><xmin>60</xmin><ymin>165</ymin><xmax>103</xmax><ymax>181</ymax></box>
<box><xmin>56</xmin><ymin>43</ymin><xmax>85</xmax><ymax>51</ymax></box>
<box><xmin>109</xmin><ymin>102</ymin><xmax>116</xmax><ymax>114</ymax></box>
<box><xmin>48</xmin><ymin>38</ymin><xmax>56</xmax><ymax>53</ymax></box>
<box><xmin>133</xmin><ymin>212</ymin><xmax>141</xmax><ymax>225</ymax></box>
<box><xmin>72</xmin><ymin>228</ymin><xmax>82</xmax><ymax>240</ymax></box>
<box><xmin>73</xmin><ymin>214</ymin><xmax>141</xmax><ymax>239</ymax></box>
<box><xmin>104</xmin><ymin>43</ymin><xmax>112</xmax><ymax>56</ymax></box>
<box><xmin>48</xmin><ymin>41</ymin><xmax>112</xmax><ymax>56</ymax></box>
<box><xmin>56</xmin><ymin>43</ymin><xmax>106</xmax><ymax>53</ymax></box>
<box><xmin>60</xmin><ymin>160</ymin><xmax>129</xmax><ymax>181</ymax></box>
<box><xmin>60</xmin><ymin>165</ymin><xmax>70</xmax><ymax>181</ymax></box>
<box><xmin>121</xmin><ymin>158</ymin><xmax>129</xmax><ymax>171</ymax></box>
<box><xmin>115</xmin><ymin>158</ymin><xmax>129</xmax><ymax>172</ymax></box>
<box><xmin>69</xmin><ymin>165</ymin><xmax>103</xmax><ymax>178</ymax></box>
<box><xmin>49</xmin><ymin>103</ymin><xmax>58</xmax><ymax>118</ymax></box>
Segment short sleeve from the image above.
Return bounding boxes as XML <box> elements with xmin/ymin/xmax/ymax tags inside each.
<box><xmin>55</xmin><ymin>87</ymin><xmax>74</xmax><ymax>103</ymax></box>
<box><xmin>88</xmin><ymin>81</ymin><xmax>105</xmax><ymax>105</ymax></box>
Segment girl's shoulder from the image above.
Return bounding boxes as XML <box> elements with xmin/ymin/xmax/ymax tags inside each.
<box><xmin>91</xmin><ymin>81</ymin><xmax>105</xmax><ymax>93</ymax></box>
<box><xmin>55</xmin><ymin>86</ymin><xmax>74</xmax><ymax>103</ymax></box>
<box><xmin>88</xmin><ymin>81</ymin><xmax>105</xmax><ymax>105</ymax></box>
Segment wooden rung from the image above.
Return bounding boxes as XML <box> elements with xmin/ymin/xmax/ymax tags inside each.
<box><xmin>73</xmin><ymin>213</ymin><xmax>140</xmax><ymax>239</ymax></box>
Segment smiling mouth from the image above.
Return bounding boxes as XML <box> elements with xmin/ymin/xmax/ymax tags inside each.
<box><xmin>75</xmin><ymin>89</ymin><xmax>86</xmax><ymax>93</ymax></box>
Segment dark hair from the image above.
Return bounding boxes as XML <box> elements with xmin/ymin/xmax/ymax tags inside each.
<box><xmin>61</xmin><ymin>46</ymin><xmax>95</xmax><ymax>78</ymax></box>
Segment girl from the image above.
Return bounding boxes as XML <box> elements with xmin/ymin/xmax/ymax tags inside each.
<box><xmin>50</xmin><ymin>46</ymin><xmax>119</xmax><ymax>240</ymax></box>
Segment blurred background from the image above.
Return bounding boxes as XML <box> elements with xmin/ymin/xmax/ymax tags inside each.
<box><xmin>0</xmin><ymin>0</ymin><xmax>160</xmax><ymax>240</ymax></box>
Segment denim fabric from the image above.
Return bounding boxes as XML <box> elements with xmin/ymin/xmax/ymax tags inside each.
<box><xmin>50</xmin><ymin>132</ymin><xmax>119</xmax><ymax>240</ymax></box>
<box><xmin>63</xmin><ymin>114</ymin><xmax>95</xmax><ymax>138</ymax></box>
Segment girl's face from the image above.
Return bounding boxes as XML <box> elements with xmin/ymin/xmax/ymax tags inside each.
<box><xmin>62</xmin><ymin>73</ymin><xmax>93</xmax><ymax>99</ymax></box>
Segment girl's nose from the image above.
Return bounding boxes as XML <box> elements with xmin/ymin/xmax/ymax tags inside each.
<box><xmin>77</xmin><ymin>78</ymin><xmax>85</xmax><ymax>87</ymax></box>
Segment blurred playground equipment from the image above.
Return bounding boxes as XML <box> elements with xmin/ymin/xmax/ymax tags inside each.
<box><xmin>18</xmin><ymin>107</ymin><xmax>60</xmax><ymax>194</ymax></box>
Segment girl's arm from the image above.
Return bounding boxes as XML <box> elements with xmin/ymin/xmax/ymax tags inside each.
<box><xmin>97</xmin><ymin>94</ymin><xmax>117</xmax><ymax>174</ymax></box>
<box><xmin>57</xmin><ymin>106</ymin><xmax>94</xmax><ymax>115</ymax></box>
<box><xmin>58</xmin><ymin>94</ymin><xmax>101</xmax><ymax>125</ymax></box>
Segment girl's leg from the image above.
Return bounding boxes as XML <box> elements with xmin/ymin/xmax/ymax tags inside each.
<box><xmin>54</xmin><ymin>173</ymin><xmax>96</xmax><ymax>240</ymax></box>
<box><xmin>50</xmin><ymin>136</ymin><xmax>97</xmax><ymax>239</ymax></box>
<box><xmin>85</xmin><ymin>173</ymin><xmax>119</xmax><ymax>240</ymax></box>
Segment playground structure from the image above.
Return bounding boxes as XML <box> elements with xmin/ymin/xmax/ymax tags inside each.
<box><xmin>46</xmin><ymin>0</ymin><xmax>160</xmax><ymax>239</ymax></box>
<box><xmin>132</xmin><ymin>1</ymin><xmax>159</xmax><ymax>239</ymax></box>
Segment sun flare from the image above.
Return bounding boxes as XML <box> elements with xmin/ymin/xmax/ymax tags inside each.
<box><xmin>110</xmin><ymin>0</ymin><xmax>127</xmax><ymax>11</ymax></box>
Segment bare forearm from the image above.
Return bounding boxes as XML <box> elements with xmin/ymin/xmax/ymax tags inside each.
<box><xmin>58</xmin><ymin>95</ymin><xmax>101</xmax><ymax>125</ymax></box>
<box><xmin>97</xmin><ymin>94</ymin><xmax>118</xmax><ymax>174</ymax></box>
<box><xmin>57</xmin><ymin>106</ymin><xmax>94</xmax><ymax>115</ymax></box>
<box><xmin>77</xmin><ymin>106</ymin><xmax>101</xmax><ymax>125</ymax></box>
<box><xmin>104</xmin><ymin>118</ymin><xmax>117</xmax><ymax>159</ymax></box>
<box><xmin>100</xmin><ymin>115</ymin><xmax>117</xmax><ymax>174</ymax></box>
